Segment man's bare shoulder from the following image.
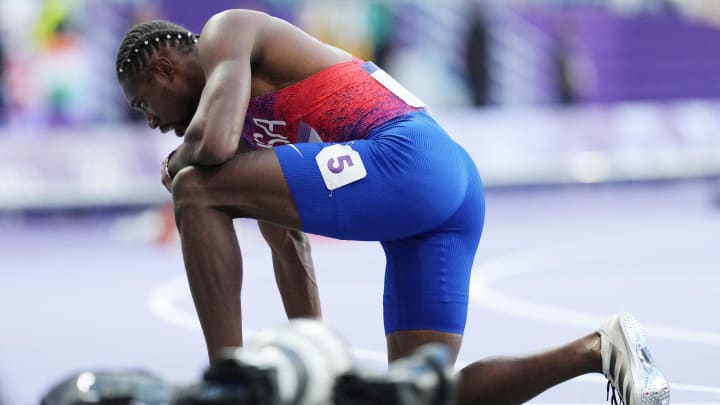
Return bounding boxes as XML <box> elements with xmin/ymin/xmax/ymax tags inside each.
<box><xmin>197</xmin><ymin>8</ymin><xmax>350</xmax><ymax>88</ymax></box>
<box><xmin>207</xmin><ymin>9</ymin><xmax>270</xmax><ymax>27</ymax></box>
<box><xmin>201</xmin><ymin>9</ymin><xmax>270</xmax><ymax>41</ymax></box>
<box><xmin>194</xmin><ymin>9</ymin><xmax>273</xmax><ymax>68</ymax></box>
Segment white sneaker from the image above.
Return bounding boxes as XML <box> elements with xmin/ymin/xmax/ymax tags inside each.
<box><xmin>598</xmin><ymin>313</ymin><xmax>670</xmax><ymax>405</ymax></box>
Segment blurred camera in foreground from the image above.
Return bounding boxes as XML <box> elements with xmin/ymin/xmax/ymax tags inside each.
<box><xmin>333</xmin><ymin>343</ymin><xmax>457</xmax><ymax>405</ymax></box>
<box><xmin>40</xmin><ymin>369</ymin><xmax>174</xmax><ymax>405</ymax></box>
<box><xmin>176</xmin><ymin>319</ymin><xmax>353</xmax><ymax>405</ymax></box>
<box><xmin>41</xmin><ymin>319</ymin><xmax>459</xmax><ymax>405</ymax></box>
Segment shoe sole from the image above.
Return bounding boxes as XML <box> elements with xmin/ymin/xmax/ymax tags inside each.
<box><xmin>617</xmin><ymin>313</ymin><xmax>671</xmax><ymax>405</ymax></box>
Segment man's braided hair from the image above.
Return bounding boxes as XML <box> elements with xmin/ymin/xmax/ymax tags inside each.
<box><xmin>115</xmin><ymin>20</ymin><xmax>199</xmax><ymax>83</ymax></box>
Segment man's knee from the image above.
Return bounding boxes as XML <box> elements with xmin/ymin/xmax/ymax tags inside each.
<box><xmin>171</xmin><ymin>166</ymin><xmax>209</xmax><ymax>209</ymax></box>
<box><xmin>386</xmin><ymin>330</ymin><xmax>463</xmax><ymax>364</ymax></box>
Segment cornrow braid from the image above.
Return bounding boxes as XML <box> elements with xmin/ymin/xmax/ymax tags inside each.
<box><xmin>115</xmin><ymin>20</ymin><xmax>199</xmax><ymax>83</ymax></box>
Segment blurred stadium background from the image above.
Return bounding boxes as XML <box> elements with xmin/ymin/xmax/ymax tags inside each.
<box><xmin>1</xmin><ymin>0</ymin><xmax>719</xmax><ymax>404</ymax></box>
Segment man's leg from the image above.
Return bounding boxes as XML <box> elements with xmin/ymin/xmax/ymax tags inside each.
<box><xmin>375</xmin><ymin>134</ymin><xmax>600</xmax><ymax>404</ymax></box>
<box><xmin>455</xmin><ymin>333</ymin><xmax>601</xmax><ymax>405</ymax></box>
<box><xmin>456</xmin><ymin>312</ymin><xmax>670</xmax><ymax>405</ymax></box>
<box><xmin>171</xmin><ymin>149</ymin><xmax>303</xmax><ymax>362</ymax></box>
<box><xmin>387</xmin><ymin>330</ymin><xmax>463</xmax><ymax>363</ymax></box>
<box><xmin>387</xmin><ymin>329</ymin><xmax>600</xmax><ymax>405</ymax></box>
<box><xmin>381</xmin><ymin>229</ymin><xmax>474</xmax><ymax>365</ymax></box>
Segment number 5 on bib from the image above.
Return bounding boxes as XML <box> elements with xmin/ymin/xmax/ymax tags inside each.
<box><xmin>315</xmin><ymin>144</ymin><xmax>367</xmax><ymax>190</ymax></box>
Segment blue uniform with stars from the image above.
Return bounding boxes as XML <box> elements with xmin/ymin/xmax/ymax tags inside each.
<box><xmin>245</xmin><ymin>58</ymin><xmax>485</xmax><ymax>335</ymax></box>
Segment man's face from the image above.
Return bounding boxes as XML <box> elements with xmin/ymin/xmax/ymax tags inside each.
<box><xmin>121</xmin><ymin>64</ymin><xmax>196</xmax><ymax>137</ymax></box>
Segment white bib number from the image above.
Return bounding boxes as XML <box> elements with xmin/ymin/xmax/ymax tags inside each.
<box><xmin>316</xmin><ymin>144</ymin><xmax>367</xmax><ymax>190</ymax></box>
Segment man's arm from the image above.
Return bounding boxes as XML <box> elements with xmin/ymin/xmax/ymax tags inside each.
<box><xmin>257</xmin><ymin>221</ymin><xmax>322</xmax><ymax>320</ymax></box>
<box><xmin>158</xmin><ymin>11</ymin><xmax>271</xmax><ymax>363</ymax></box>
<box><xmin>167</xmin><ymin>10</ymin><xmax>269</xmax><ymax>176</ymax></box>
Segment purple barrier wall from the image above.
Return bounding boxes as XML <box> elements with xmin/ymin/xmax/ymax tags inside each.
<box><xmin>519</xmin><ymin>7</ymin><xmax>720</xmax><ymax>103</ymax></box>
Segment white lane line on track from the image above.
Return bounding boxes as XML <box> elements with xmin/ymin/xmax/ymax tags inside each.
<box><xmin>149</xmin><ymin>274</ymin><xmax>720</xmax><ymax>396</ymax></box>
<box><xmin>572</xmin><ymin>374</ymin><xmax>720</xmax><ymax>394</ymax></box>
<box><xmin>469</xmin><ymin>228</ymin><xmax>720</xmax><ymax>346</ymax></box>
<box><xmin>147</xmin><ymin>275</ymin><xmax>393</xmax><ymax>365</ymax></box>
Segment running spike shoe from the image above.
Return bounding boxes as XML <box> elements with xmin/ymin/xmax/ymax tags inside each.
<box><xmin>598</xmin><ymin>312</ymin><xmax>670</xmax><ymax>405</ymax></box>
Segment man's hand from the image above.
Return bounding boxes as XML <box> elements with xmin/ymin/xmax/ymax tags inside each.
<box><xmin>161</xmin><ymin>140</ymin><xmax>252</xmax><ymax>193</ymax></box>
<box><xmin>161</xmin><ymin>150</ymin><xmax>176</xmax><ymax>192</ymax></box>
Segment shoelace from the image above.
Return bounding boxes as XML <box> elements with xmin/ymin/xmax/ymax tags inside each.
<box><xmin>606</xmin><ymin>380</ymin><xmax>625</xmax><ymax>405</ymax></box>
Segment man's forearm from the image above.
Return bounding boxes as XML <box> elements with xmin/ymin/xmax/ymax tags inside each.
<box><xmin>167</xmin><ymin>142</ymin><xmax>195</xmax><ymax>178</ymax></box>
<box><xmin>167</xmin><ymin>140</ymin><xmax>237</xmax><ymax>178</ymax></box>
<box><xmin>272</xmin><ymin>246</ymin><xmax>322</xmax><ymax>319</ymax></box>
<box><xmin>259</xmin><ymin>223</ymin><xmax>322</xmax><ymax>319</ymax></box>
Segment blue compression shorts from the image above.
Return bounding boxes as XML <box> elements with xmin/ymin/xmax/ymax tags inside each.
<box><xmin>275</xmin><ymin>111</ymin><xmax>485</xmax><ymax>335</ymax></box>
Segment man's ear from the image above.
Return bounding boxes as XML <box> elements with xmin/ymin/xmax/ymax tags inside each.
<box><xmin>154</xmin><ymin>57</ymin><xmax>174</xmax><ymax>81</ymax></box>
